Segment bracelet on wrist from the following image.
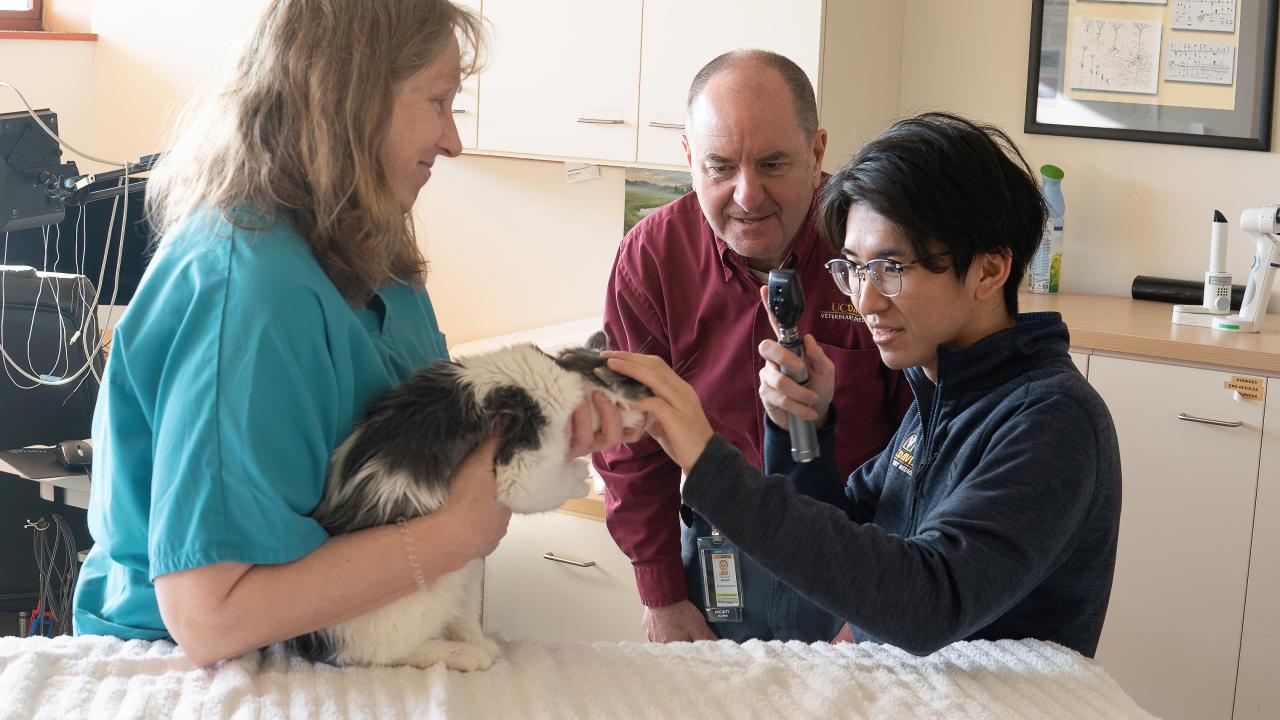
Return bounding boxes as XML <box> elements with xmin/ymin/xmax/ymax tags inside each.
<box><xmin>396</xmin><ymin>516</ymin><xmax>428</xmax><ymax>592</ymax></box>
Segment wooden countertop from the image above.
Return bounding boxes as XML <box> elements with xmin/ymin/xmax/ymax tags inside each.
<box><xmin>558</xmin><ymin>488</ymin><xmax>605</xmax><ymax>520</ymax></box>
<box><xmin>1020</xmin><ymin>292</ymin><xmax>1280</xmax><ymax>375</ymax></box>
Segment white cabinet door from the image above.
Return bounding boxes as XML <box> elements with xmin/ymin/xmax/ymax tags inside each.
<box><xmin>454</xmin><ymin>0</ymin><xmax>481</xmax><ymax>149</ymax></box>
<box><xmin>1089</xmin><ymin>356</ymin><xmax>1264</xmax><ymax>720</ymax></box>
<box><xmin>635</xmin><ymin>0</ymin><xmax>823</xmax><ymax>166</ymax></box>
<box><xmin>1235</xmin><ymin>380</ymin><xmax>1279</xmax><ymax>720</ymax></box>
<box><xmin>484</xmin><ymin>511</ymin><xmax>646</xmax><ymax>643</ymax></box>
<box><xmin>477</xmin><ymin>0</ymin><xmax>642</xmax><ymax>162</ymax></box>
<box><xmin>1069</xmin><ymin>349</ymin><xmax>1089</xmax><ymax>377</ymax></box>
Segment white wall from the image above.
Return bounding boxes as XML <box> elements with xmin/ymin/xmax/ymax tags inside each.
<box><xmin>44</xmin><ymin>0</ymin><xmax>92</xmax><ymax>33</ymax></box>
<box><xmin>899</xmin><ymin>0</ymin><xmax>1280</xmax><ymax>310</ymax></box>
<box><xmin>84</xmin><ymin>0</ymin><xmax>266</xmax><ymax>171</ymax></box>
<box><xmin>413</xmin><ymin>155</ymin><xmax>624</xmax><ymax>344</ymax></box>
<box><xmin>0</xmin><ymin>40</ymin><xmax>94</xmax><ymax>168</ymax></box>
<box><xmin>819</xmin><ymin>0</ymin><xmax>904</xmax><ymax>169</ymax></box>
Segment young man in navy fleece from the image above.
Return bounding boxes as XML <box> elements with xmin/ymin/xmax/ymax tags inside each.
<box><xmin>606</xmin><ymin>112</ymin><xmax>1122</xmax><ymax>657</ymax></box>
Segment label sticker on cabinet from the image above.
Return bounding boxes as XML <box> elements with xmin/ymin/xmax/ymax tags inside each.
<box><xmin>1224</xmin><ymin>375</ymin><xmax>1265</xmax><ymax>401</ymax></box>
<box><xmin>565</xmin><ymin>163</ymin><xmax>601</xmax><ymax>184</ymax></box>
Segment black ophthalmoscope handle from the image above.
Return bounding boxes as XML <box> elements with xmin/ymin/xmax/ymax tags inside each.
<box><xmin>768</xmin><ymin>269</ymin><xmax>819</xmax><ymax>463</ymax></box>
<box><xmin>779</xmin><ymin>334</ymin><xmax>820</xmax><ymax>463</ymax></box>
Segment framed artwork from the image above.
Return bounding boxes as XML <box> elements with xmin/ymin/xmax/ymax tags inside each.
<box><xmin>623</xmin><ymin>168</ymin><xmax>691</xmax><ymax>234</ymax></box>
<box><xmin>1026</xmin><ymin>0</ymin><xmax>1278</xmax><ymax>150</ymax></box>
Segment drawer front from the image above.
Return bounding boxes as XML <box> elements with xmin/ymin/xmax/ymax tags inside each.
<box><xmin>484</xmin><ymin>511</ymin><xmax>645</xmax><ymax>643</ymax></box>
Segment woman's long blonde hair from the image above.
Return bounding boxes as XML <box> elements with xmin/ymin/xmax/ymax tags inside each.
<box><xmin>146</xmin><ymin>0</ymin><xmax>483</xmax><ymax>305</ymax></box>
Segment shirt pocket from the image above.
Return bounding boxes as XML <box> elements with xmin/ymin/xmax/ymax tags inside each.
<box><xmin>815</xmin><ymin>342</ymin><xmax>899</xmax><ymax>475</ymax></box>
<box><xmin>816</xmin><ymin>342</ymin><xmax>888</xmax><ymax>401</ymax></box>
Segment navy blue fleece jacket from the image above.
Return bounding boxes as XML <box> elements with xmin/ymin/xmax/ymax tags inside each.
<box><xmin>681</xmin><ymin>312</ymin><xmax>1121</xmax><ymax>656</ymax></box>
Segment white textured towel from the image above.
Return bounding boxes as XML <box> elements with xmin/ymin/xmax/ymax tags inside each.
<box><xmin>0</xmin><ymin>634</ymin><xmax>1157</xmax><ymax>719</ymax></box>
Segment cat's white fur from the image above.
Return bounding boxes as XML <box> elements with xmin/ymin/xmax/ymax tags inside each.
<box><xmin>312</xmin><ymin>344</ymin><xmax>645</xmax><ymax>670</ymax></box>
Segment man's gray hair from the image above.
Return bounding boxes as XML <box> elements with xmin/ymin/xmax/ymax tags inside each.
<box><xmin>685</xmin><ymin>49</ymin><xmax>819</xmax><ymax>138</ymax></box>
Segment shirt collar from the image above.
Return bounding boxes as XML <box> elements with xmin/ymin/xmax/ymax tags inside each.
<box><xmin>905</xmin><ymin>312</ymin><xmax>1070</xmax><ymax>395</ymax></box>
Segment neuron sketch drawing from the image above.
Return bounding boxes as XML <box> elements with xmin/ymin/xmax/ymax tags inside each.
<box><xmin>1172</xmin><ymin>0</ymin><xmax>1236</xmax><ymax>32</ymax></box>
<box><xmin>1070</xmin><ymin>17</ymin><xmax>1163</xmax><ymax>94</ymax></box>
<box><xmin>1165</xmin><ymin>40</ymin><xmax>1236</xmax><ymax>85</ymax></box>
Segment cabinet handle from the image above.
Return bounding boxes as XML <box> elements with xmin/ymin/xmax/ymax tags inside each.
<box><xmin>542</xmin><ymin>551</ymin><xmax>596</xmax><ymax>568</ymax></box>
<box><xmin>647</xmin><ymin>121</ymin><xmax>684</xmax><ymax>129</ymax></box>
<box><xmin>1176</xmin><ymin>412</ymin><xmax>1244</xmax><ymax>428</ymax></box>
<box><xmin>576</xmin><ymin>117</ymin><xmax>625</xmax><ymax>125</ymax></box>
<box><xmin>452</xmin><ymin>108</ymin><xmax>466</xmax><ymax>114</ymax></box>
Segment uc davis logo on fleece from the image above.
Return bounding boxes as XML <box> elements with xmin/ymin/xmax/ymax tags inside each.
<box><xmin>891</xmin><ymin>432</ymin><xmax>918</xmax><ymax>475</ymax></box>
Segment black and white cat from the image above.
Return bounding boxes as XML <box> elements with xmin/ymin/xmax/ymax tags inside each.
<box><xmin>286</xmin><ymin>332</ymin><xmax>648</xmax><ymax>670</ymax></box>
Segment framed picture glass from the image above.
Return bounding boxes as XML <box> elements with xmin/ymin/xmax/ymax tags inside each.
<box><xmin>1026</xmin><ymin>0</ymin><xmax>1278</xmax><ymax>151</ymax></box>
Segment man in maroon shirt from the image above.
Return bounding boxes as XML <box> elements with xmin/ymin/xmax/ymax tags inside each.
<box><xmin>593</xmin><ymin>49</ymin><xmax>911</xmax><ymax>643</ymax></box>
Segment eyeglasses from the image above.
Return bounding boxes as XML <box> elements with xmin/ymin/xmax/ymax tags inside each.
<box><xmin>824</xmin><ymin>253</ymin><xmax>950</xmax><ymax>299</ymax></box>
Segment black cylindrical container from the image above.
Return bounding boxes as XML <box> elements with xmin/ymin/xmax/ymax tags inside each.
<box><xmin>1130</xmin><ymin>276</ymin><xmax>1245</xmax><ymax>310</ymax></box>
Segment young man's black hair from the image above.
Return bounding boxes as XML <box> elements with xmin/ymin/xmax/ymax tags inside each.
<box><xmin>818</xmin><ymin>112</ymin><xmax>1048</xmax><ymax>316</ymax></box>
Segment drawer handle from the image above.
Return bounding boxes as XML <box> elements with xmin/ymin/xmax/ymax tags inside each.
<box><xmin>576</xmin><ymin>117</ymin><xmax>625</xmax><ymax>125</ymax></box>
<box><xmin>647</xmin><ymin>121</ymin><xmax>684</xmax><ymax>129</ymax></box>
<box><xmin>543</xmin><ymin>552</ymin><xmax>595</xmax><ymax>568</ymax></box>
<box><xmin>452</xmin><ymin>108</ymin><xmax>466</xmax><ymax>114</ymax></box>
<box><xmin>1176</xmin><ymin>412</ymin><xmax>1243</xmax><ymax>428</ymax></box>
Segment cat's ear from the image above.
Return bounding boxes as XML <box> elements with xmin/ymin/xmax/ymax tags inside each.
<box><xmin>586</xmin><ymin>331</ymin><xmax>609</xmax><ymax>352</ymax></box>
<box><xmin>593</xmin><ymin>365</ymin><xmax>636</xmax><ymax>387</ymax></box>
<box><xmin>594</xmin><ymin>366</ymin><xmax>653</xmax><ymax>397</ymax></box>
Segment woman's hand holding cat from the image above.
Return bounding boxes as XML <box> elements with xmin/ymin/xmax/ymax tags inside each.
<box><xmin>156</xmin><ymin>436</ymin><xmax>512</xmax><ymax>668</ymax></box>
<box><xmin>601</xmin><ymin>352</ymin><xmax>713</xmax><ymax>473</ymax></box>
<box><xmin>565</xmin><ymin>391</ymin><xmax>645</xmax><ymax>459</ymax></box>
<box><xmin>440</xmin><ymin>435</ymin><xmax>512</xmax><ymax>559</ymax></box>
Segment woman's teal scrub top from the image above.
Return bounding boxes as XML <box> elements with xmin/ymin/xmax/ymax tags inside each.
<box><xmin>73</xmin><ymin>211</ymin><xmax>448</xmax><ymax>639</ymax></box>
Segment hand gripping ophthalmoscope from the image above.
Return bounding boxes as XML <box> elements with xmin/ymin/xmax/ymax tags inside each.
<box><xmin>767</xmin><ymin>269</ymin><xmax>819</xmax><ymax>462</ymax></box>
<box><xmin>1213</xmin><ymin>206</ymin><xmax>1280</xmax><ymax>333</ymax></box>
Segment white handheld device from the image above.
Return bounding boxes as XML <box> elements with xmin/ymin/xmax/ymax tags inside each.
<box><xmin>1213</xmin><ymin>206</ymin><xmax>1280</xmax><ymax>333</ymax></box>
<box><xmin>1173</xmin><ymin>211</ymin><xmax>1234</xmax><ymax>327</ymax></box>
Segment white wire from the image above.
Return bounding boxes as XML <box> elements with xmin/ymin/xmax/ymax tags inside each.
<box><xmin>74</xmin><ymin>206</ymin><xmax>102</xmax><ymax>385</ymax></box>
<box><xmin>0</xmin><ymin>80</ymin><xmax>138</xmax><ymax>388</ymax></box>
<box><xmin>26</xmin><ymin>225</ymin><xmax>70</xmax><ymax>382</ymax></box>
<box><xmin>30</xmin><ymin>519</ymin><xmax>47</xmax><ymax>636</ymax></box>
<box><xmin>52</xmin><ymin>514</ymin><xmax>79</xmax><ymax>636</ymax></box>
<box><xmin>48</xmin><ymin>225</ymin><xmax>69</xmax><ymax>380</ymax></box>
<box><xmin>92</xmin><ymin>173</ymin><xmax>129</xmax><ymax>365</ymax></box>
<box><xmin>0</xmin><ymin>169</ymin><xmax>128</xmax><ymax>387</ymax></box>
<box><xmin>0</xmin><ymin>81</ymin><xmax>127</xmax><ymax>168</ymax></box>
<box><xmin>62</xmin><ymin>190</ymin><xmax>120</xmax><ymax>396</ymax></box>
<box><xmin>27</xmin><ymin>514</ymin><xmax>80</xmax><ymax>636</ymax></box>
<box><xmin>1</xmin><ymin>233</ymin><xmax>39</xmax><ymax>390</ymax></box>
<box><xmin>52</xmin><ymin>226</ymin><xmax>71</xmax><ymax>378</ymax></box>
<box><xmin>24</xmin><ymin>230</ymin><xmax>45</xmax><ymax>374</ymax></box>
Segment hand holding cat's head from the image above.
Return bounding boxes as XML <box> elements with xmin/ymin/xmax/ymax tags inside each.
<box><xmin>553</xmin><ymin>331</ymin><xmax>652</xmax><ymax>405</ymax></box>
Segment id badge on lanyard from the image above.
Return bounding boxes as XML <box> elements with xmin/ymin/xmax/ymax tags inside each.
<box><xmin>697</xmin><ymin>531</ymin><xmax>743</xmax><ymax>623</ymax></box>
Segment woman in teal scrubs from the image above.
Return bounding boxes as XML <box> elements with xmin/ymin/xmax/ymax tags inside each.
<box><xmin>72</xmin><ymin>0</ymin><xmax>631</xmax><ymax>667</ymax></box>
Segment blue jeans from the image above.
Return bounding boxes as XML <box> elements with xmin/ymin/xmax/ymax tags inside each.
<box><xmin>680</xmin><ymin>513</ymin><xmax>843</xmax><ymax>642</ymax></box>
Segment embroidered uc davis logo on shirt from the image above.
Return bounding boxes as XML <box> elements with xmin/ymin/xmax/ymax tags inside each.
<box><xmin>891</xmin><ymin>432</ymin><xmax>918</xmax><ymax>475</ymax></box>
<box><xmin>819</xmin><ymin>301</ymin><xmax>864</xmax><ymax>322</ymax></box>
